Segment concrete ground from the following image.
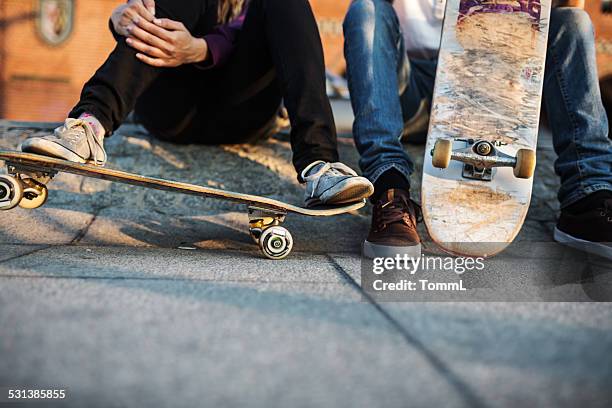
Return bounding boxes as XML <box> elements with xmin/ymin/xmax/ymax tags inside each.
<box><xmin>0</xmin><ymin>119</ymin><xmax>611</xmax><ymax>408</ymax></box>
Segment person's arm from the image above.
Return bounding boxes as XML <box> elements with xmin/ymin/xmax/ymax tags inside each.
<box><xmin>198</xmin><ymin>11</ymin><xmax>246</xmax><ymax>69</ymax></box>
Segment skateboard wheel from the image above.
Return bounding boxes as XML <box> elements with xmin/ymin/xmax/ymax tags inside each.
<box><xmin>0</xmin><ymin>175</ymin><xmax>24</xmax><ymax>211</ymax></box>
<box><xmin>432</xmin><ymin>139</ymin><xmax>452</xmax><ymax>169</ymax></box>
<box><xmin>19</xmin><ymin>179</ymin><xmax>48</xmax><ymax>210</ymax></box>
<box><xmin>514</xmin><ymin>149</ymin><xmax>536</xmax><ymax>179</ymax></box>
<box><xmin>259</xmin><ymin>226</ymin><xmax>293</xmax><ymax>260</ymax></box>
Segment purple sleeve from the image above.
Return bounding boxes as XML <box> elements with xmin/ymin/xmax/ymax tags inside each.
<box><xmin>199</xmin><ymin>9</ymin><xmax>247</xmax><ymax>69</ymax></box>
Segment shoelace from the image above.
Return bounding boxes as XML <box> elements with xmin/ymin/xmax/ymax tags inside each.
<box><xmin>304</xmin><ymin>162</ymin><xmax>357</xmax><ymax>198</ymax></box>
<box><xmin>374</xmin><ymin>195</ymin><xmax>423</xmax><ymax>232</ymax></box>
<box><xmin>58</xmin><ymin>119</ymin><xmax>106</xmax><ymax>165</ymax></box>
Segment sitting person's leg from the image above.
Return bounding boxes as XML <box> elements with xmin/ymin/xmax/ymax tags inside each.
<box><xmin>135</xmin><ymin>65</ymin><xmax>285</xmax><ymax>146</ymax></box>
<box><xmin>544</xmin><ymin>7</ymin><xmax>612</xmax><ymax>257</ymax></box>
<box><xmin>216</xmin><ymin>0</ymin><xmax>373</xmax><ymax>205</ymax></box>
<box><xmin>133</xmin><ymin>65</ymin><xmax>213</xmax><ymax>144</ymax></box>
<box><xmin>238</xmin><ymin>0</ymin><xmax>338</xmax><ymax>175</ymax></box>
<box><xmin>344</xmin><ymin>0</ymin><xmax>420</xmax><ymax>258</ymax></box>
<box><xmin>22</xmin><ymin>0</ymin><xmax>208</xmax><ymax>164</ymax></box>
<box><xmin>398</xmin><ymin>58</ymin><xmax>437</xmax><ymax>145</ymax></box>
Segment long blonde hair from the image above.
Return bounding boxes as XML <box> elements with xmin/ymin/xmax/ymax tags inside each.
<box><xmin>218</xmin><ymin>0</ymin><xmax>246</xmax><ymax>23</ymax></box>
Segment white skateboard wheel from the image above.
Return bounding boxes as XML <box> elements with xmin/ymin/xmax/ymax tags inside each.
<box><xmin>0</xmin><ymin>175</ymin><xmax>24</xmax><ymax>211</ymax></box>
<box><xmin>260</xmin><ymin>226</ymin><xmax>293</xmax><ymax>260</ymax></box>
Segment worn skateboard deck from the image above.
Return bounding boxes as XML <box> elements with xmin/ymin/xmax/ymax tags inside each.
<box><xmin>422</xmin><ymin>0</ymin><xmax>551</xmax><ymax>257</ymax></box>
<box><xmin>0</xmin><ymin>151</ymin><xmax>365</xmax><ymax>259</ymax></box>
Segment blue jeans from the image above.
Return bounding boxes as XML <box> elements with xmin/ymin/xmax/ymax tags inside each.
<box><xmin>343</xmin><ymin>0</ymin><xmax>612</xmax><ymax>208</ymax></box>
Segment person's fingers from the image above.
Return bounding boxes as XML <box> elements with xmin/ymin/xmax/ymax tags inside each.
<box><xmin>128</xmin><ymin>1</ymin><xmax>154</xmax><ymax>22</ymax></box>
<box><xmin>135</xmin><ymin>53</ymin><xmax>172</xmax><ymax>67</ymax></box>
<box><xmin>120</xmin><ymin>13</ymin><xmax>132</xmax><ymax>27</ymax></box>
<box><xmin>121</xmin><ymin>6</ymin><xmax>135</xmax><ymax>20</ymax></box>
<box><xmin>114</xmin><ymin>6</ymin><xmax>132</xmax><ymax>27</ymax></box>
<box><xmin>127</xmin><ymin>24</ymin><xmax>173</xmax><ymax>54</ymax></box>
<box><xmin>133</xmin><ymin>17</ymin><xmax>173</xmax><ymax>42</ymax></box>
<box><xmin>153</xmin><ymin>18</ymin><xmax>185</xmax><ymax>31</ymax></box>
<box><xmin>143</xmin><ymin>0</ymin><xmax>156</xmax><ymax>16</ymax></box>
<box><xmin>126</xmin><ymin>38</ymin><xmax>170</xmax><ymax>59</ymax></box>
<box><xmin>119</xmin><ymin>9</ymin><xmax>137</xmax><ymax>31</ymax></box>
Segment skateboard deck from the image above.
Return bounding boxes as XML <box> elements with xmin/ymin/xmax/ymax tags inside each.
<box><xmin>422</xmin><ymin>0</ymin><xmax>551</xmax><ymax>257</ymax></box>
<box><xmin>0</xmin><ymin>150</ymin><xmax>365</xmax><ymax>259</ymax></box>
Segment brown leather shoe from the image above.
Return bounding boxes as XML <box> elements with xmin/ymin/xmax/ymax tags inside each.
<box><xmin>363</xmin><ymin>189</ymin><xmax>422</xmax><ymax>259</ymax></box>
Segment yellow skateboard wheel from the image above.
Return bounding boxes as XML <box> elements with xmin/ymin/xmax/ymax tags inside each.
<box><xmin>432</xmin><ymin>139</ymin><xmax>453</xmax><ymax>169</ymax></box>
<box><xmin>514</xmin><ymin>149</ymin><xmax>536</xmax><ymax>179</ymax></box>
<box><xmin>19</xmin><ymin>179</ymin><xmax>48</xmax><ymax>210</ymax></box>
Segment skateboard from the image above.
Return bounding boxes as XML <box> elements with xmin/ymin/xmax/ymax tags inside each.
<box><xmin>0</xmin><ymin>150</ymin><xmax>365</xmax><ymax>260</ymax></box>
<box><xmin>422</xmin><ymin>0</ymin><xmax>551</xmax><ymax>257</ymax></box>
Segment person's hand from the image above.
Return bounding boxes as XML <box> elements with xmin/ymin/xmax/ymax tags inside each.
<box><xmin>126</xmin><ymin>18</ymin><xmax>209</xmax><ymax>67</ymax></box>
<box><xmin>111</xmin><ymin>0</ymin><xmax>156</xmax><ymax>37</ymax></box>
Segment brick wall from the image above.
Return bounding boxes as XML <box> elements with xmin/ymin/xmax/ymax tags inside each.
<box><xmin>310</xmin><ymin>0</ymin><xmax>350</xmax><ymax>75</ymax></box>
<box><xmin>586</xmin><ymin>1</ymin><xmax>612</xmax><ymax>78</ymax></box>
<box><xmin>0</xmin><ymin>0</ymin><xmax>118</xmax><ymax>121</ymax></box>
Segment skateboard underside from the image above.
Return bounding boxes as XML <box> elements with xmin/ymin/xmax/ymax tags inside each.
<box><xmin>0</xmin><ymin>151</ymin><xmax>364</xmax><ymax>260</ymax></box>
<box><xmin>422</xmin><ymin>0</ymin><xmax>551</xmax><ymax>257</ymax></box>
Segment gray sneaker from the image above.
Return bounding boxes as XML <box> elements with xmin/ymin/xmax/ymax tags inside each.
<box><xmin>301</xmin><ymin>161</ymin><xmax>373</xmax><ymax>207</ymax></box>
<box><xmin>20</xmin><ymin>118</ymin><xmax>107</xmax><ymax>165</ymax></box>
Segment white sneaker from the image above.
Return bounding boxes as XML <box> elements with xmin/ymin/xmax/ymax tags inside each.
<box><xmin>301</xmin><ymin>161</ymin><xmax>373</xmax><ymax>207</ymax></box>
<box><xmin>21</xmin><ymin>118</ymin><xmax>107</xmax><ymax>165</ymax></box>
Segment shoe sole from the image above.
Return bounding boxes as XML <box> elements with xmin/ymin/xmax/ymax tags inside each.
<box><xmin>306</xmin><ymin>178</ymin><xmax>374</xmax><ymax>207</ymax></box>
<box><xmin>362</xmin><ymin>240</ymin><xmax>422</xmax><ymax>259</ymax></box>
<box><xmin>21</xmin><ymin>139</ymin><xmax>87</xmax><ymax>164</ymax></box>
<box><xmin>554</xmin><ymin>227</ymin><xmax>612</xmax><ymax>260</ymax></box>
<box><xmin>20</xmin><ymin>139</ymin><xmax>105</xmax><ymax>166</ymax></box>
<box><xmin>325</xmin><ymin>182</ymin><xmax>374</xmax><ymax>204</ymax></box>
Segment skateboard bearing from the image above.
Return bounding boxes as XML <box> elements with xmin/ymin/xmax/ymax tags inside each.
<box><xmin>474</xmin><ymin>141</ymin><xmax>493</xmax><ymax>156</ymax></box>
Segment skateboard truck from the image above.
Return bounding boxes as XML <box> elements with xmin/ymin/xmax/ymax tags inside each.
<box><xmin>248</xmin><ymin>206</ymin><xmax>293</xmax><ymax>260</ymax></box>
<box><xmin>0</xmin><ymin>163</ymin><xmax>54</xmax><ymax>210</ymax></box>
<box><xmin>431</xmin><ymin>138</ymin><xmax>536</xmax><ymax>181</ymax></box>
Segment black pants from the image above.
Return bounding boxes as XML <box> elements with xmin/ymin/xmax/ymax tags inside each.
<box><xmin>69</xmin><ymin>0</ymin><xmax>339</xmax><ymax>175</ymax></box>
